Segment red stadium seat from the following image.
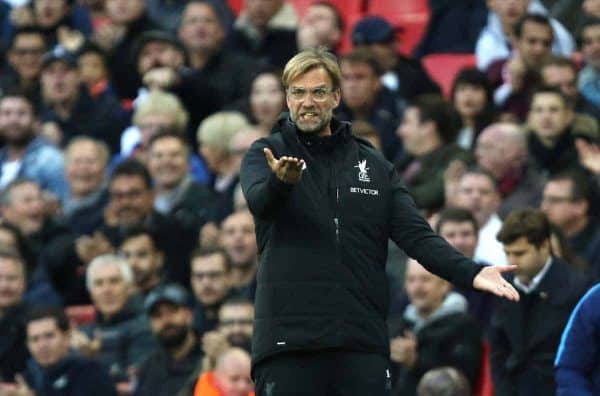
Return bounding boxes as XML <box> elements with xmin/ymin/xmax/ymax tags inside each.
<box><xmin>475</xmin><ymin>341</ymin><xmax>494</xmax><ymax>396</ymax></box>
<box><xmin>421</xmin><ymin>53</ymin><xmax>477</xmax><ymax>98</ymax></box>
<box><xmin>367</xmin><ymin>0</ymin><xmax>428</xmax><ymax>15</ymax></box>
<box><xmin>227</xmin><ymin>0</ymin><xmax>244</xmax><ymax>16</ymax></box>
<box><xmin>66</xmin><ymin>305</ymin><xmax>96</xmax><ymax>326</ymax></box>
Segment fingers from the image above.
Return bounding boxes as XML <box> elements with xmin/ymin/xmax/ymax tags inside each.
<box><xmin>497</xmin><ymin>265</ymin><xmax>518</xmax><ymax>273</ymax></box>
<box><xmin>263</xmin><ymin>148</ymin><xmax>276</xmax><ymax>168</ymax></box>
<box><xmin>494</xmin><ymin>280</ymin><xmax>520</xmax><ymax>302</ymax></box>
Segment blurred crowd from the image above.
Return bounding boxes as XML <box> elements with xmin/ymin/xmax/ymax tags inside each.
<box><xmin>0</xmin><ymin>0</ymin><xmax>599</xmax><ymax>395</ymax></box>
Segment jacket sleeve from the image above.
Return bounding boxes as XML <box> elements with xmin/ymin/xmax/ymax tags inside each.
<box><xmin>555</xmin><ymin>285</ymin><xmax>600</xmax><ymax>396</ymax></box>
<box><xmin>125</xmin><ymin>317</ymin><xmax>158</xmax><ymax>370</ymax></box>
<box><xmin>240</xmin><ymin>138</ymin><xmax>294</xmax><ymax>221</ymax></box>
<box><xmin>489</xmin><ymin>304</ymin><xmax>512</xmax><ymax>395</ymax></box>
<box><xmin>389</xmin><ymin>169</ymin><xmax>483</xmax><ymax>289</ymax></box>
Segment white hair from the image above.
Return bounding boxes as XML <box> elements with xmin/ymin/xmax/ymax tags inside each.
<box><xmin>86</xmin><ymin>254</ymin><xmax>133</xmax><ymax>291</ymax></box>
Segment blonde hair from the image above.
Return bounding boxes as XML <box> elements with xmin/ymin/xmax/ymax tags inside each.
<box><xmin>282</xmin><ymin>47</ymin><xmax>341</xmax><ymax>90</ymax></box>
<box><xmin>133</xmin><ymin>91</ymin><xmax>189</xmax><ymax>134</ymax></box>
<box><xmin>196</xmin><ymin>111</ymin><xmax>249</xmax><ymax>151</ymax></box>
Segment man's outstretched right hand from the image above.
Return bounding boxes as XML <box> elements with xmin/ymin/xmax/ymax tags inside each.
<box><xmin>264</xmin><ymin>148</ymin><xmax>305</xmax><ymax>184</ymax></box>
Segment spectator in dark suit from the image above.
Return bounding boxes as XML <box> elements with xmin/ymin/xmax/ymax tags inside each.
<box><xmin>491</xmin><ymin>209</ymin><xmax>591</xmax><ymax>396</ymax></box>
<box><xmin>390</xmin><ymin>258</ymin><xmax>483</xmax><ymax>396</ymax></box>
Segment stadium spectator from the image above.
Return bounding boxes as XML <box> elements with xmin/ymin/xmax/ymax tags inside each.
<box><xmin>134</xmin><ymin>30</ymin><xmax>220</xmax><ymax>137</ymax></box>
<box><xmin>297</xmin><ymin>1</ymin><xmax>343</xmax><ymax>52</ymax></box>
<box><xmin>474</xmin><ymin>122</ymin><xmax>545</xmax><ymax>218</ymax></box>
<box><xmin>178</xmin><ymin>1</ymin><xmax>258</xmax><ymax>107</ymax></box>
<box><xmin>336</xmin><ymin>48</ymin><xmax>404</xmax><ymax>161</ymax></box>
<box><xmin>147</xmin><ymin>131</ymin><xmax>216</xmax><ymax>232</ymax></box>
<box><xmin>417</xmin><ymin>367</ymin><xmax>471</xmax><ymax>396</ymax></box>
<box><xmin>0</xmin><ymin>90</ymin><xmax>68</xmax><ymax>202</ymax></box>
<box><xmin>219</xmin><ymin>210</ymin><xmax>257</xmax><ymax>300</ymax></box>
<box><xmin>390</xmin><ymin>258</ymin><xmax>483</xmax><ymax>396</ymax></box>
<box><xmin>0</xmin><ymin>27</ymin><xmax>46</xmax><ymax>108</ymax></box>
<box><xmin>62</xmin><ymin>137</ymin><xmax>110</xmax><ymax>236</ymax></box>
<box><xmin>197</xmin><ymin>112</ymin><xmax>250</xmax><ymax>220</ymax></box>
<box><xmin>74</xmin><ymin>254</ymin><xmax>156</xmax><ymax>383</ymax></box>
<box><xmin>487</xmin><ymin>14</ymin><xmax>554</xmax><ymax>120</ymax></box>
<box><xmin>192</xmin><ymin>347</ymin><xmax>254</xmax><ymax>396</ymax></box>
<box><xmin>0</xmin><ymin>247</ymin><xmax>29</xmax><ymax>383</ymax></box>
<box><xmin>450</xmin><ymin>68</ymin><xmax>497</xmax><ymax>150</ymax></box>
<box><xmin>118</xmin><ymin>226</ymin><xmax>165</xmax><ymax>297</ymax></box>
<box><xmin>18</xmin><ymin>307</ymin><xmax>117</xmax><ymax>395</ymax></box>
<box><xmin>541</xmin><ymin>55</ymin><xmax>600</xmax><ymax>120</ymax></box>
<box><xmin>190</xmin><ymin>247</ymin><xmax>236</xmax><ymax>336</ymax></box>
<box><xmin>579</xmin><ymin>18</ymin><xmax>600</xmax><ymax>109</ymax></box>
<box><xmin>526</xmin><ymin>87</ymin><xmax>597</xmax><ymax>175</ymax></box>
<box><xmin>449</xmin><ymin>167</ymin><xmax>508</xmax><ymax>265</ymax></box>
<box><xmin>351</xmin><ymin>16</ymin><xmax>440</xmax><ymax>101</ymax></box>
<box><xmin>476</xmin><ymin>1</ymin><xmax>574</xmax><ymax>71</ymax></box>
<box><xmin>541</xmin><ymin>171</ymin><xmax>600</xmax><ymax>276</ymax></box>
<box><xmin>396</xmin><ymin>94</ymin><xmax>471</xmax><ymax>212</ymax></box>
<box><xmin>435</xmin><ymin>208</ymin><xmax>494</xmax><ymax>328</ymax></box>
<box><xmin>136</xmin><ymin>284</ymin><xmax>204</xmax><ymax>396</ymax></box>
<box><xmin>39</xmin><ymin>47</ymin><xmax>128</xmax><ymax>153</ymax></box>
<box><xmin>491</xmin><ymin>209</ymin><xmax>591</xmax><ymax>395</ymax></box>
<box><xmin>229</xmin><ymin>0</ymin><xmax>298</xmax><ymax>68</ymax></box>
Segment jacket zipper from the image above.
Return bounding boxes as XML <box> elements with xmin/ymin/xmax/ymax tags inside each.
<box><xmin>334</xmin><ymin>187</ymin><xmax>340</xmax><ymax>243</ymax></box>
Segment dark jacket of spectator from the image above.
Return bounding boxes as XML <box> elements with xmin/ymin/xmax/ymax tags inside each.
<box><xmin>415</xmin><ymin>0</ymin><xmax>488</xmax><ymax>57</ymax></box>
<box><xmin>134</xmin><ymin>339</ymin><xmax>204</xmax><ymax>396</ymax></box>
<box><xmin>391</xmin><ymin>56</ymin><xmax>441</xmax><ymax>101</ymax></box>
<box><xmin>336</xmin><ymin>86</ymin><xmax>404</xmax><ymax>161</ymax></box>
<box><xmin>490</xmin><ymin>257</ymin><xmax>591</xmax><ymax>396</ymax></box>
<box><xmin>390</xmin><ymin>292</ymin><xmax>483</xmax><ymax>396</ymax></box>
<box><xmin>81</xmin><ymin>300</ymin><xmax>156</xmax><ymax>381</ymax></box>
<box><xmin>0</xmin><ymin>302</ymin><xmax>29</xmax><ymax>381</ymax></box>
<box><xmin>24</xmin><ymin>355</ymin><xmax>116</xmax><ymax>396</ymax></box>
<box><xmin>40</xmin><ymin>86</ymin><xmax>128</xmax><ymax>154</ymax></box>
<box><xmin>61</xmin><ymin>188</ymin><xmax>109</xmax><ymax>236</ymax></box>
<box><xmin>497</xmin><ymin>164</ymin><xmax>546</xmax><ymax>219</ymax></box>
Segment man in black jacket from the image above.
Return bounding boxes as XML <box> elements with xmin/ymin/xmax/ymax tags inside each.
<box><xmin>240</xmin><ymin>47</ymin><xmax>519</xmax><ymax>395</ymax></box>
<box><xmin>491</xmin><ymin>208</ymin><xmax>592</xmax><ymax>396</ymax></box>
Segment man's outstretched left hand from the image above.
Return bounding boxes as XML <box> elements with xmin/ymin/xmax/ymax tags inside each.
<box><xmin>473</xmin><ymin>265</ymin><xmax>520</xmax><ymax>301</ymax></box>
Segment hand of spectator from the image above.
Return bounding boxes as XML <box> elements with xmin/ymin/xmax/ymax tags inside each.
<box><xmin>116</xmin><ymin>381</ymin><xmax>135</xmax><ymax>396</ymax></box>
<box><xmin>70</xmin><ymin>328</ymin><xmax>101</xmax><ymax>357</ymax></box>
<box><xmin>0</xmin><ymin>375</ymin><xmax>36</xmax><ymax>396</ymax></box>
<box><xmin>103</xmin><ymin>201</ymin><xmax>120</xmax><ymax>227</ymax></box>
<box><xmin>201</xmin><ymin>331</ymin><xmax>231</xmax><ymax>371</ymax></box>
<box><xmin>576</xmin><ymin>138</ymin><xmax>600</xmax><ymax>174</ymax></box>
<box><xmin>57</xmin><ymin>26</ymin><xmax>85</xmax><ymax>53</ymax></box>
<box><xmin>10</xmin><ymin>6</ymin><xmax>34</xmax><ymax>27</ymax></box>
<box><xmin>93</xmin><ymin>23</ymin><xmax>126</xmax><ymax>51</ymax></box>
<box><xmin>263</xmin><ymin>148</ymin><xmax>304</xmax><ymax>184</ymax></box>
<box><xmin>75</xmin><ymin>232</ymin><xmax>114</xmax><ymax>264</ymax></box>
<box><xmin>390</xmin><ymin>331</ymin><xmax>417</xmax><ymax>368</ymax></box>
<box><xmin>40</xmin><ymin>122</ymin><xmax>63</xmax><ymax>146</ymax></box>
<box><xmin>199</xmin><ymin>222</ymin><xmax>220</xmax><ymax>249</ymax></box>
<box><xmin>143</xmin><ymin>68</ymin><xmax>179</xmax><ymax>90</ymax></box>
<box><xmin>506</xmin><ymin>56</ymin><xmax>526</xmax><ymax>92</ymax></box>
<box><xmin>473</xmin><ymin>265</ymin><xmax>520</xmax><ymax>301</ymax></box>
<box><xmin>443</xmin><ymin>160</ymin><xmax>467</xmax><ymax>207</ymax></box>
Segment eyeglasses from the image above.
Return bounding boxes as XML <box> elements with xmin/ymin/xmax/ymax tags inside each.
<box><xmin>220</xmin><ymin>318</ymin><xmax>254</xmax><ymax>327</ymax></box>
<box><xmin>287</xmin><ymin>87</ymin><xmax>332</xmax><ymax>102</ymax></box>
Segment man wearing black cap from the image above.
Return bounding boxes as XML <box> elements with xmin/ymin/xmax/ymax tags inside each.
<box><xmin>135</xmin><ymin>284</ymin><xmax>204</xmax><ymax>396</ymax></box>
<box><xmin>351</xmin><ymin>16</ymin><xmax>440</xmax><ymax>101</ymax></box>
<box><xmin>134</xmin><ymin>30</ymin><xmax>220</xmax><ymax>148</ymax></box>
<box><xmin>39</xmin><ymin>46</ymin><xmax>127</xmax><ymax>153</ymax></box>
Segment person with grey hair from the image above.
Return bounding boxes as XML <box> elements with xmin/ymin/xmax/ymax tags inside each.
<box><xmin>62</xmin><ymin>136</ymin><xmax>111</xmax><ymax>235</ymax></box>
<box><xmin>417</xmin><ymin>367</ymin><xmax>471</xmax><ymax>396</ymax></box>
<box><xmin>474</xmin><ymin>122</ymin><xmax>546</xmax><ymax>218</ymax></box>
<box><xmin>198</xmin><ymin>111</ymin><xmax>250</xmax><ymax>220</ymax></box>
<box><xmin>73</xmin><ymin>253</ymin><xmax>157</xmax><ymax>385</ymax></box>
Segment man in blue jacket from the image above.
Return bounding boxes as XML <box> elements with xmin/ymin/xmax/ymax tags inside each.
<box><xmin>240</xmin><ymin>47</ymin><xmax>519</xmax><ymax>396</ymax></box>
<box><xmin>555</xmin><ymin>283</ymin><xmax>600</xmax><ymax>395</ymax></box>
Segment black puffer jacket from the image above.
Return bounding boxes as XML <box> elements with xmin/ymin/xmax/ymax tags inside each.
<box><xmin>240</xmin><ymin>115</ymin><xmax>483</xmax><ymax>368</ymax></box>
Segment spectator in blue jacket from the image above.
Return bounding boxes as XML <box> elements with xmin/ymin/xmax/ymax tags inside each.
<box><xmin>555</xmin><ymin>283</ymin><xmax>600</xmax><ymax>396</ymax></box>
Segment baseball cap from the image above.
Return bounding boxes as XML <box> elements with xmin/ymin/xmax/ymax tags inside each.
<box><xmin>134</xmin><ymin>30</ymin><xmax>185</xmax><ymax>61</ymax></box>
<box><xmin>145</xmin><ymin>284</ymin><xmax>192</xmax><ymax>314</ymax></box>
<box><xmin>352</xmin><ymin>16</ymin><xmax>396</xmax><ymax>45</ymax></box>
<box><xmin>41</xmin><ymin>46</ymin><xmax>77</xmax><ymax>70</ymax></box>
